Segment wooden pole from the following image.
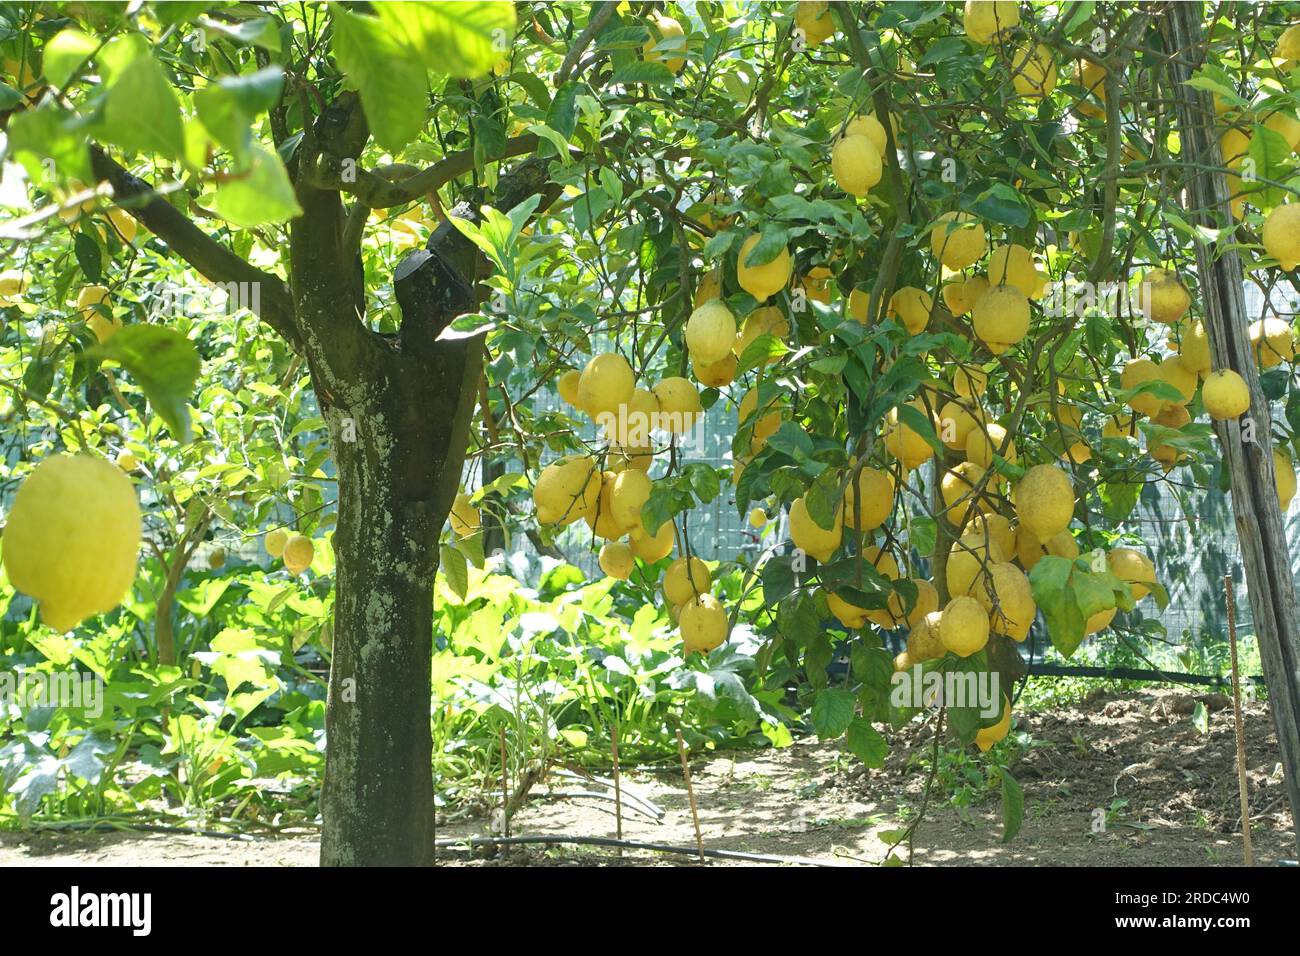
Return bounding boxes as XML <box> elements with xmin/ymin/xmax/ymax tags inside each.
<box><xmin>1163</xmin><ymin>3</ymin><xmax>1300</xmax><ymax>853</ymax></box>
<box><xmin>1224</xmin><ymin>575</ymin><xmax>1253</xmax><ymax>866</ymax></box>
<box><xmin>676</xmin><ymin>729</ymin><xmax>706</xmax><ymax>864</ymax></box>
<box><xmin>499</xmin><ymin>725</ymin><xmax>510</xmax><ymax>839</ymax></box>
<box><xmin>611</xmin><ymin>720</ymin><xmax>624</xmax><ymax>856</ymax></box>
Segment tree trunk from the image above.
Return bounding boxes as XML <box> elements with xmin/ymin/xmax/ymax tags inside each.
<box><xmin>317</xmin><ymin>335</ymin><xmax>483</xmax><ymax>867</ymax></box>
<box><xmin>1164</xmin><ymin>3</ymin><xmax>1300</xmax><ymax>850</ymax></box>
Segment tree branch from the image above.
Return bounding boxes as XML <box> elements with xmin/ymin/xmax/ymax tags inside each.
<box><xmin>90</xmin><ymin>147</ymin><xmax>301</xmax><ymax>350</ymax></box>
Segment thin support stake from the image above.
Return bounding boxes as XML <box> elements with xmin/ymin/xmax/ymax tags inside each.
<box><xmin>499</xmin><ymin>725</ymin><xmax>511</xmax><ymax>839</ymax></box>
<box><xmin>611</xmin><ymin>721</ymin><xmax>624</xmax><ymax>853</ymax></box>
<box><xmin>676</xmin><ymin>728</ymin><xmax>705</xmax><ymax>864</ymax></box>
<box><xmin>1225</xmin><ymin>574</ymin><xmax>1253</xmax><ymax>867</ymax></box>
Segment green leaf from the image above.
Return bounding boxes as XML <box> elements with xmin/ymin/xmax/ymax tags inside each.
<box><xmin>742</xmin><ymin>226</ymin><xmax>791</xmax><ymax>268</ymax></box>
<box><xmin>1000</xmin><ymin>770</ymin><xmax>1024</xmax><ymax>842</ymax></box>
<box><xmin>376</xmin><ymin>1</ymin><xmax>517</xmax><ymax>79</ymax></box>
<box><xmin>682</xmin><ymin>463</ymin><xmax>721</xmax><ymax>504</ymax></box>
<box><xmin>969</xmin><ymin>181</ymin><xmax>1030</xmax><ymax>228</ymax></box>
<box><xmin>1192</xmin><ymin>700</ymin><xmax>1209</xmax><ymax>735</ymax></box>
<box><xmin>87</xmin><ymin>326</ymin><xmax>201</xmax><ymax>442</ymax></box>
<box><xmin>211</xmin><ymin>144</ymin><xmax>303</xmax><ymax>227</ymax></box>
<box><xmin>610</xmin><ymin>61</ymin><xmax>676</xmax><ymax>85</ymax></box>
<box><xmin>331</xmin><ymin>8</ymin><xmax>429</xmax><ymax>152</ymax></box>
<box><xmin>74</xmin><ymin>232</ymin><xmax>102</xmax><ymax>283</ymax></box>
<box><xmin>440</xmin><ymin>543</ymin><xmax>469</xmax><ymax>598</ymax></box>
<box><xmin>100</xmin><ymin>38</ymin><xmax>186</xmax><ymax>161</ymax></box>
<box><xmin>761</xmin><ymin>556</ymin><xmax>797</xmax><ymax>604</ymax></box>
<box><xmin>845</xmin><ymin>717</ymin><xmax>888</xmax><ymax>768</ymax></box>
<box><xmin>196</xmin><ymin>68</ymin><xmax>284</xmax><ymax>160</ymax></box>
<box><xmin>1029</xmin><ymin>555</ymin><xmax>1086</xmax><ymax>656</ymax></box>
<box><xmin>42</xmin><ymin>28</ymin><xmax>98</xmax><ymax>90</ymax></box>
<box><xmin>811</xmin><ymin>688</ymin><xmax>856</xmax><ymax>739</ymax></box>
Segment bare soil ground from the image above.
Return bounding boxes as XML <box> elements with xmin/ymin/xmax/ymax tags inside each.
<box><xmin>0</xmin><ymin>688</ymin><xmax>1293</xmax><ymax>867</ymax></box>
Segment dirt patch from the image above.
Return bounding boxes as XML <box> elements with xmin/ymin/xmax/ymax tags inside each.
<box><xmin>0</xmin><ymin>689</ymin><xmax>1293</xmax><ymax>866</ymax></box>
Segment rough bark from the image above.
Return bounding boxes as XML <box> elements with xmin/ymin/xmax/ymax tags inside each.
<box><xmin>318</xmin><ymin>335</ymin><xmax>483</xmax><ymax>866</ymax></box>
<box><xmin>1164</xmin><ymin>3</ymin><xmax>1300</xmax><ymax>849</ymax></box>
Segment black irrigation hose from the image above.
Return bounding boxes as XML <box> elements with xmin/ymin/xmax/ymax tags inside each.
<box><xmin>1026</xmin><ymin>663</ymin><xmax>1266</xmax><ymax>688</ymax></box>
<box><xmin>433</xmin><ymin>833</ymin><xmax>849</xmax><ymax>867</ymax></box>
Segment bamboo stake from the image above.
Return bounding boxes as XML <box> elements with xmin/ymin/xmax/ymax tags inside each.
<box><xmin>676</xmin><ymin>729</ymin><xmax>705</xmax><ymax>864</ymax></box>
<box><xmin>611</xmin><ymin>721</ymin><xmax>624</xmax><ymax>855</ymax></box>
<box><xmin>499</xmin><ymin>725</ymin><xmax>510</xmax><ymax>839</ymax></box>
<box><xmin>1224</xmin><ymin>575</ymin><xmax>1253</xmax><ymax>867</ymax></box>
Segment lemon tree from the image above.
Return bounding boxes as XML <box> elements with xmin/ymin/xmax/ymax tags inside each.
<box><xmin>6</xmin><ymin>0</ymin><xmax>1300</xmax><ymax>862</ymax></box>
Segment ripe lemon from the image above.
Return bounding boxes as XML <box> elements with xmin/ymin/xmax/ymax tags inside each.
<box><xmin>1263</xmin><ymin>204</ymin><xmax>1300</xmax><ymax>270</ymax></box>
<box><xmin>664</xmin><ymin>556</ymin><xmax>711</xmax><ymax>606</ymax></box>
<box><xmin>941</xmin><ymin>461</ymin><xmax>987</xmax><ymax>527</ymax></box>
<box><xmin>1249</xmin><ymin>317</ymin><xmax>1296</xmax><ymax>368</ymax></box>
<box><xmin>1176</xmin><ymin>320</ymin><xmax>1212</xmax><ymax>374</ymax></box>
<box><xmin>1138</xmin><ymin>268</ymin><xmax>1191</xmax><ymax>324</ymax></box>
<box><xmin>1120</xmin><ymin>357</ymin><xmax>1166</xmax><ymax>418</ymax></box>
<box><xmin>884</xmin><ymin>400</ymin><xmax>934</xmax><ymax>470</ymax></box>
<box><xmin>449</xmin><ymin>492</ymin><xmax>480</xmax><ymax>537</ymax></box>
<box><xmin>1276</xmin><ymin>448</ymin><xmax>1297</xmax><ymax>510</ymax></box>
<box><xmin>1015</xmin><ymin>525</ymin><xmax>1077</xmax><ymax>570</ymax></box>
<box><xmin>736</xmin><ymin>234</ymin><xmax>792</xmax><ymax>301</ymax></box>
<box><xmin>789</xmin><ymin>495</ymin><xmax>843</xmax><ymax>563</ymax></box>
<box><xmin>734</xmin><ymin>306</ymin><xmax>789</xmax><ymax>362</ymax></box>
<box><xmin>115</xmin><ymin>451</ymin><xmax>139</xmax><ymax>473</ymax></box>
<box><xmin>599</xmin><ymin>541</ymin><xmax>635</xmax><ymax>580</ymax></box>
<box><xmin>685</xmin><ymin>299</ymin><xmax>737</xmax><ymax>365</ymax></box>
<box><xmin>946</xmin><ymin>532</ymin><xmax>1007</xmax><ymax>597</ymax></box>
<box><xmin>970</xmin><ymin>513</ymin><xmax>1018</xmax><ymax>560</ymax></box>
<box><xmin>888</xmin><ymin>286</ymin><xmax>933</xmax><ymax>334</ymax></box>
<box><xmin>895</xmin><ymin>579</ymin><xmax>940</xmax><ymax>630</ymax></box>
<box><xmin>1108</xmin><ymin>547</ymin><xmax>1156</xmax><ymax>601</ymax></box>
<box><xmin>987</xmin><ymin>243</ymin><xmax>1038</xmax><ymax>297</ymax></box>
<box><xmin>748</xmin><ymin>507</ymin><xmax>768</xmax><ymax>528</ymax></box>
<box><xmin>265</xmin><ymin>528</ymin><xmax>288</xmax><ymax>557</ymax></box>
<box><xmin>977</xmin><ymin>561</ymin><xmax>1036</xmax><ymax>641</ymax></box>
<box><xmin>1264</xmin><ymin>110</ymin><xmax>1300</xmax><ymax>151</ymax></box>
<box><xmin>1011</xmin><ymin>43</ymin><xmax>1056</xmax><ymax>98</ymax></box>
<box><xmin>939</xmin><ymin>595</ymin><xmax>990</xmax><ymax>657</ymax></box>
<box><xmin>1085</xmin><ymin>606</ymin><xmax>1117</xmax><ymax>635</ymax></box>
<box><xmin>937</xmin><ymin>399</ymin><xmax>985</xmax><ymax>451</ymax></box>
<box><xmin>78</xmin><ymin>285</ymin><xmax>121</xmax><ymax>342</ymax></box>
<box><xmin>845</xmin><ymin>113</ymin><xmax>888</xmax><ymax>154</ymax></box>
<box><xmin>827</xmin><ymin>591</ymin><xmax>870</xmax><ymax>629</ymax></box>
<box><xmin>1076</xmin><ymin>59</ymin><xmax>1107</xmax><ymax>117</ymax></box>
<box><xmin>958</xmin><ymin>275</ymin><xmax>992</xmax><ymax>317</ymax></box>
<box><xmin>1220</xmin><ymin>126</ymin><xmax>1251</xmax><ymax>168</ymax></box>
<box><xmin>106</xmin><ymin>207</ymin><xmax>137</xmax><ymax>244</ymax></box>
<box><xmin>842</xmin><ymin>465</ymin><xmax>894</xmax><ymax>530</ymax></box>
<box><xmin>694</xmin><ymin>268</ymin><xmax>722</xmax><ymax>307</ymax></box>
<box><xmin>643</xmin><ymin>13</ymin><xmax>687</xmax><ymax>73</ymax></box>
<box><xmin>906</xmin><ymin>610</ymin><xmax>946</xmax><ymax>662</ymax></box>
<box><xmin>609</xmin><ymin>442</ymin><xmax>654</xmax><ymax>474</ymax></box>
<box><xmin>0</xmin><ymin>269</ymin><xmax>31</xmax><ymax>304</ymax></box>
<box><xmin>847</xmin><ymin>286</ymin><xmax>871</xmax><ymax>323</ymax></box>
<box><xmin>972</xmin><ymin>284</ymin><xmax>1030</xmax><ymax>354</ymax></box>
<box><xmin>652</xmin><ymin>377</ymin><xmax>703</xmax><ymax>434</ymax></box>
<box><xmin>964</xmin><ymin>0</ymin><xmax>1019</xmax><ymax>44</ymax></box>
<box><xmin>794</xmin><ymin>1</ymin><xmax>836</xmax><ymax>44</ymax></box>
<box><xmin>965</xmin><ymin>421</ymin><xmax>1016</xmax><ymax>471</ymax></box>
<box><xmin>680</xmin><ymin>593</ymin><xmax>729</xmax><ymax>653</ymax></box>
<box><xmin>2</xmin><ymin>454</ymin><xmax>141</xmax><ymax>632</ymax></box>
<box><xmin>1202</xmin><ymin>368</ymin><xmax>1250</xmax><ymax>419</ymax></box>
<box><xmin>930</xmin><ymin>212</ymin><xmax>987</xmax><ymax>270</ymax></box>
<box><xmin>602</xmin><ymin>387</ymin><xmax>661</xmax><ymax>444</ymax></box>
<box><xmin>283</xmin><ymin>534</ymin><xmax>314</xmax><ymax>574</ymax></box>
<box><xmin>1279</xmin><ymin>24</ymin><xmax>1300</xmax><ymax>60</ymax></box>
<box><xmin>557</xmin><ymin>369</ymin><xmax>582</xmax><ymax>407</ymax></box>
<box><xmin>738</xmin><ymin>387</ymin><xmax>782</xmax><ymax>450</ymax></box>
<box><xmin>534</xmin><ymin>455</ymin><xmax>601</xmax><ymax>525</ymax></box>
<box><xmin>1157</xmin><ymin>355</ymin><xmax>1197</xmax><ymax>406</ymax></box>
<box><xmin>630</xmin><ymin>520</ymin><xmax>675</xmax><ymax>563</ymax></box>
<box><xmin>610</xmin><ymin>469</ymin><xmax>653</xmax><ymax>530</ymax></box>
<box><xmin>831</xmin><ymin>134</ymin><xmax>883</xmax><ymax>198</ymax></box>
<box><xmin>975</xmin><ymin>696</ymin><xmax>1011</xmax><ymax>752</ymax></box>
<box><xmin>802</xmin><ymin>266</ymin><xmax>834</xmax><ymax>304</ymax></box>
<box><xmin>1013</xmin><ymin>464</ymin><xmax>1075</xmax><ymax>539</ymax></box>
<box><xmin>577</xmin><ymin>353</ymin><xmax>635</xmax><ymax>419</ymax></box>
<box><xmin>953</xmin><ymin>363</ymin><xmax>988</xmax><ymax>399</ymax></box>
<box><xmin>586</xmin><ymin>471</ymin><xmax>628</xmax><ymax>539</ymax></box>
<box><xmin>694</xmin><ymin>352</ymin><xmax>737</xmax><ymax>388</ymax></box>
